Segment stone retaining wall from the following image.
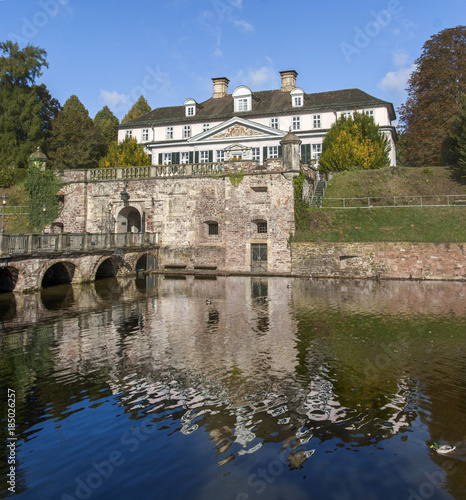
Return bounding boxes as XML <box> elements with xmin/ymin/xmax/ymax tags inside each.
<box><xmin>292</xmin><ymin>242</ymin><xmax>466</xmax><ymax>280</ymax></box>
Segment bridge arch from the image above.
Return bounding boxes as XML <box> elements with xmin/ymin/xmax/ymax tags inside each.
<box><xmin>0</xmin><ymin>267</ymin><xmax>19</xmax><ymax>293</ymax></box>
<box><xmin>133</xmin><ymin>251</ymin><xmax>158</xmax><ymax>273</ymax></box>
<box><xmin>41</xmin><ymin>262</ymin><xmax>76</xmax><ymax>289</ymax></box>
<box><xmin>116</xmin><ymin>206</ymin><xmax>141</xmax><ymax>233</ymax></box>
<box><xmin>93</xmin><ymin>255</ymin><xmax>132</xmax><ymax>281</ymax></box>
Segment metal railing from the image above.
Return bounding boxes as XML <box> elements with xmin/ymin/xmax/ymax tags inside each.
<box><xmin>2</xmin><ymin>206</ymin><xmax>30</xmax><ymax>216</ymax></box>
<box><xmin>0</xmin><ymin>232</ymin><xmax>159</xmax><ymax>256</ymax></box>
<box><xmin>89</xmin><ymin>162</ymin><xmax>225</xmax><ymax>181</ymax></box>
<box><xmin>319</xmin><ymin>195</ymin><xmax>466</xmax><ymax>209</ymax></box>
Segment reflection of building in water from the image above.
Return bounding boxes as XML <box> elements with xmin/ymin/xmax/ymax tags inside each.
<box><xmin>4</xmin><ymin>276</ymin><xmax>456</xmax><ymax>471</ymax></box>
<box><xmin>292</xmin><ymin>279</ymin><xmax>466</xmax><ymax>317</ymax></box>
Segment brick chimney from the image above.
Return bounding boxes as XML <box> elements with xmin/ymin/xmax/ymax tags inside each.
<box><xmin>212</xmin><ymin>77</ymin><xmax>230</xmax><ymax>98</ymax></box>
<box><xmin>279</xmin><ymin>70</ymin><xmax>298</xmax><ymax>92</ymax></box>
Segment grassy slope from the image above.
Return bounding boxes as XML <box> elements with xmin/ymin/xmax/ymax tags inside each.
<box><xmin>1</xmin><ymin>184</ymin><xmax>31</xmax><ymax>234</ymax></box>
<box><xmin>295</xmin><ymin>167</ymin><xmax>466</xmax><ymax>243</ymax></box>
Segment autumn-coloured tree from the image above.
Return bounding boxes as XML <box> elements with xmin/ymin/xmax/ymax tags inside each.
<box><xmin>121</xmin><ymin>95</ymin><xmax>151</xmax><ymax>124</ymax></box>
<box><xmin>99</xmin><ymin>135</ymin><xmax>150</xmax><ymax>168</ymax></box>
<box><xmin>443</xmin><ymin>96</ymin><xmax>466</xmax><ymax>180</ymax></box>
<box><xmin>398</xmin><ymin>26</ymin><xmax>466</xmax><ymax>167</ymax></box>
<box><xmin>319</xmin><ymin>112</ymin><xmax>390</xmax><ymax>173</ymax></box>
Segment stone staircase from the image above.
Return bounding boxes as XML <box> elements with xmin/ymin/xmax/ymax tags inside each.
<box><xmin>310</xmin><ymin>179</ymin><xmax>326</xmax><ymax>206</ymax></box>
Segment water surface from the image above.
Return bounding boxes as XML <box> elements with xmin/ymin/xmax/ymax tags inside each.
<box><xmin>0</xmin><ymin>276</ymin><xmax>465</xmax><ymax>500</ymax></box>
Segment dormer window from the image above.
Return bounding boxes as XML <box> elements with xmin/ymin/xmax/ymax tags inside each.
<box><xmin>184</xmin><ymin>98</ymin><xmax>197</xmax><ymax>117</ymax></box>
<box><xmin>233</xmin><ymin>86</ymin><xmax>252</xmax><ymax>113</ymax></box>
<box><xmin>291</xmin><ymin>87</ymin><xmax>304</xmax><ymax>107</ymax></box>
<box><xmin>237</xmin><ymin>98</ymin><xmax>248</xmax><ymax>111</ymax></box>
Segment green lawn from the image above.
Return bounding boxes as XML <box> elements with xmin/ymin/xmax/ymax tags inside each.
<box><xmin>295</xmin><ymin>167</ymin><xmax>466</xmax><ymax>243</ymax></box>
<box><xmin>294</xmin><ymin>207</ymin><xmax>466</xmax><ymax>243</ymax></box>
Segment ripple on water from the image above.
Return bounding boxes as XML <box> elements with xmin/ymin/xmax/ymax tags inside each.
<box><xmin>1</xmin><ymin>277</ymin><xmax>465</xmax><ymax>500</ymax></box>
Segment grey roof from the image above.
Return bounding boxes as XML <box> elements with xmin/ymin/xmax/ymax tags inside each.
<box><xmin>118</xmin><ymin>88</ymin><xmax>396</xmax><ymax>129</ymax></box>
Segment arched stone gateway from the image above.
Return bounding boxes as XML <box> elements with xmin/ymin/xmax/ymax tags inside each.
<box><xmin>116</xmin><ymin>206</ymin><xmax>141</xmax><ymax>233</ymax></box>
<box><xmin>41</xmin><ymin>262</ymin><xmax>76</xmax><ymax>289</ymax></box>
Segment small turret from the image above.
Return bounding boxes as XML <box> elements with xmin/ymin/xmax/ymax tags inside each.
<box><xmin>29</xmin><ymin>147</ymin><xmax>48</xmax><ymax>171</ymax></box>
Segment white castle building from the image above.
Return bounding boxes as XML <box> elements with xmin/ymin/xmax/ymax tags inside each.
<box><xmin>117</xmin><ymin>70</ymin><xmax>397</xmax><ymax>167</ymax></box>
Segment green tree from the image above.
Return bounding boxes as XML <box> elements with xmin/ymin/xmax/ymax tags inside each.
<box><xmin>25</xmin><ymin>165</ymin><xmax>64</xmax><ymax>232</ymax></box>
<box><xmin>0</xmin><ymin>41</ymin><xmax>60</xmax><ymax>186</ymax></box>
<box><xmin>398</xmin><ymin>26</ymin><xmax>466</xmax><ymax>167</ymax></box>
<box><xmin>94</xmin><ymin>105</ymin><xmax>119</xmax><ymax>148</ymax></box>
<box><xmin>99</xmin><ymin>135</ymin><xmax>150</xmax><ymax>168</ymax></box>
<box><xmin>443</xmin><ymin>96</ymin><xmax>466</xmax><ymax>180</ymax></box>
<box><xmin>47</xmin><ymin>95</ymin><xmax>106</xmax><ymax>169</ymax></box>
<box><xmin>121</xmin><ymin>95</ymin><xmax>151</xmax><ymax>123</ymax></box>
<box><xmin>319</xmin><ymin>112</ymin><xmax>390</xmax><ymax>173</ymax></box>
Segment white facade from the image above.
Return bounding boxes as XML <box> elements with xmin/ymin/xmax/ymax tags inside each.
<box><xmin>118</xmin><ymin>70</ymin><xmax>397</xmax><ymax>167</ymax></box>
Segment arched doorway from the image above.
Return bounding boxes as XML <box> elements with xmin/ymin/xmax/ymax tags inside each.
<box><xmin>116</xmin><ymin>206</ymin><xmax>141</xmax><ymax>233</ymax></box>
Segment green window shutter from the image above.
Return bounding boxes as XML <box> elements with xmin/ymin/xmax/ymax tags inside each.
<box><xmin>278</xmin><ymin>145</ymin><xmax>283</xmax><ymax>157</ymax></box>
<box><xmin>263</xmin><ymin>146</ymin><xmax>268</xmax><ymax>160</ymax></box>
<box><xmin>189</xmin><ymin>152</ymin><xmax>194</xmax><ymax>163</ymax></box>
<box><xmin>158</xmin><ymin>153</ymin><xmax>162</xmax><ymax>165</ymax></box>
<box><xmin>173</xmin><ymin>152</ymin><xmax>180</xmax><ymax>164</ymax></box>
<box><xmin>209</xmin><ymin>150</ymin><xmax>213</xmax><ymax>162</ymax></box>
<box><xmin>194</xmin><ymin>151</ymin><xmax>199</xmax><ymax>163</ymax></box>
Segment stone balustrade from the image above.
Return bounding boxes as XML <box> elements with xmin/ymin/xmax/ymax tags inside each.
<box><xmin>89</xmin><ymin>162</ymin><xmax>225</xmax><ymax>181</ymax></box>
<box><xmin>0</xmin><ymin>232</ymin><xmax>160</xmax><ymax>256</ymax></box>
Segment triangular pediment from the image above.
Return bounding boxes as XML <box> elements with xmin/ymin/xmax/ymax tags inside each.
<box><xmin>224</xmin><ymin>143</ymin><xmax>252</xmax><ymax>151</ymax></box>
<box><xmin>189</xmin><ymin>116</ymin><xmax>286</xmax><ymax>143</ymax></box>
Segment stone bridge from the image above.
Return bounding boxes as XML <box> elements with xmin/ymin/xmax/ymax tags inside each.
<box><xmin>0</xmin><ymin>232</ymin><xmax>159</xmax><ymax>293</ymax></box>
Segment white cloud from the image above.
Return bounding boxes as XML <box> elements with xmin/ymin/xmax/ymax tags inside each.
<box><xmin>378</xmin><ymin>64</ymin><xmax>416</xmax><ymax>93</ymax></box>
<box><xmin>99</xmin><ymin>90</ymin><xmax>128</xmax><ymax>109</ymax></box>
<box><xmin>392</xmin><ymin>49</ymin><xmax>409</xmax><ymax>68</ymax></box>
<box><xmin>235</xmin><ymin>65</ymin><xmax>279</xmax><ymax>89</ymax></box>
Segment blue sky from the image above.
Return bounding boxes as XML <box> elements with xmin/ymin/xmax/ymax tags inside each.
<box><xmin>1</xmin><ymin>0</ymin><xmax>465</xmax><ymax>122</ymax></box>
